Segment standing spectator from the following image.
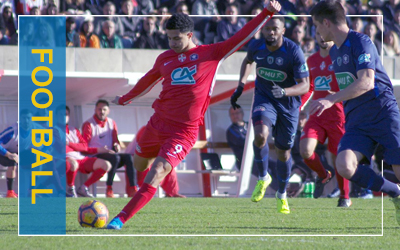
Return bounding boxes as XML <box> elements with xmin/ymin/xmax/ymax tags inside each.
<box><xmin>191</xmin><ymin>0</ymin><xmax>220</xmax><ymax>41</ymax></box>
<box><xmin>171</xmin><ymin>1</ymin><xmax>189</xmax><ymax>14</ymax></box>
<box><xmin>119</xmin><ymin>0</ymin><xmax>142</xmax><ymax>48</ymax></box>
<box><xmin>296</xmin><ymin>0</ymin><xmax>314</xmax><ymax>14</ymax></box>
<box><xmin>301</xmin><ymin>36</ymin><xmax>316</xmax><ymax>54</ymax></box>
<box><xmin>79</xmin><ymin>16</ymin><xmax>100</xmax><ymax>48</ymax></box>
<box><xmin>82</xmin><ymin>100</ymin><xmax>138</xmax><ymax>198</ymax></box>
<box><xmin>134</xmin><ymin>16</ymin><xmax>168</xmax><ymax>49</ymax></box>
<box><xmin>29</xmin><ymin>6</ymin><xmax>41</xmax><ymax>15</ymax></box>
<box><xmin>383</xmin><ymin>30</ymin><xmax>400</xmax><ymax>56</ymax></box>
<box><xmin>0</xmin><ymin>122</ymin><xmax>18</xmax><ymax>198</ymax></box>
<box><xmin>364</xmin><ymin>22</ymin><xmax>382</xmax><ymax>55</ymax></box>
<box><xmin>1</xmin><ymin>6</ymin><xmax>15</xmax><ymax>45</ymax></box>
<box><xmin>99</xmin><ymin>20</ymin><xmax>123</xmax><ymax>48</ymax></box>
<box><xmin>94</xmin><ymin>1</ymin><xmax>124</xmax><ymax>37</ymax></box>
<box><xmin>216</xmin><ymin>0</ymin><xmax>240</xmax><ymax>15</ymax></box>
<box><xmin>156</xmin><ymin>5</ymin><xmax>170</xmax><ymax>34</ymax></box>
<box><xmin>66</xmin><ymin>16</ymin><xmax>80</xmax><ymax>47</ymax></box>
<box><xmin>369</xmin><ymin>8</ymin><xmax>389</xmax><ymax>41</ymax></box>
<box><xmin>217</xmin><ymin>4</ymin><xmax>246</xmax><ymax>43</ymax></box>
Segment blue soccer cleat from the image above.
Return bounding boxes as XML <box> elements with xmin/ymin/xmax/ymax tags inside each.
<box><xmin>106</xmin><ymin>217</ymin><xmax>124</xmax><ymax>230</ymax></box>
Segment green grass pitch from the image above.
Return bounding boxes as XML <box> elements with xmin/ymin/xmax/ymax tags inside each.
<box><xmin>1</xmin><ymin>197</ymin><xmax>398</xmax><ymax>249</ymax></box>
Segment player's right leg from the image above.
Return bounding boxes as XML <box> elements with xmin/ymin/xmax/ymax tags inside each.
<box><xmin>391</xmin><ymin>165</ymin><xmax>400</xmax><ymax>225</ymax></box>
<box><xmin>251</xmin><ymin>123</ymin><xmax>272</xmax><ymax>202</ymax></box>
<box><xmin>0</xmin><ymin>155</ymin><xmax>18</xmax><ymax>198</ymax></box>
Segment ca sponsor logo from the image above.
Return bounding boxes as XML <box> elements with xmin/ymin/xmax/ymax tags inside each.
<box><xmin>267</xmin><ymin>56</ymin><xmax>274</xmax><ymax>64</ymax></box>
<box><xmin>300</xmin><ymin>63</ymin><xmax>308</xmax><ymax>73</ymax></box>
<box><xmin>256</xmin><ymin>67</ymin><xmax>287</xmax><ymax>82</ymax></box>
<box><xmin>358</xmin><ymin>53</ymin><xmax>371</xmax><ymax>64</ymax></box>
<box><xmin>314</xmin><ymin>75</ymin><xmax>332</xmax><ymax>91</ymax></box>
<box><xmin>171</xmin><ymin>65</ymin><xmax>197</xmax><ymax>85</ymax></box>
<box><xmin>335</xmin><ymin>72</ymin><xmax>356</xmax><ymax>90</ymax></box>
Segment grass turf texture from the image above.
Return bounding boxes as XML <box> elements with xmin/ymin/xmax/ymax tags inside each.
<box><xmin>1</xmin><ymin>197</ymin><xmax>398</xmax><ymax>249</ymax></box>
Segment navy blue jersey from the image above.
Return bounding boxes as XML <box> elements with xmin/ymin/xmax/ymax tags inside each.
<box><xmin>329</xmin><ymin>30</ymin><xmax>396</xmax><ymax>127</ymax></box>
<box><xmin>247</xmin><ymin>37</ymin><xmax>309</xmax><ymax>110</ymax></box>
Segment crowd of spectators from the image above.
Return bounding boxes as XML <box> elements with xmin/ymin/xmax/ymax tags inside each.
<box><xmin>0</xmin><ymin>0</ymin><xmax>399</xmax><ymax>55</ymax></box>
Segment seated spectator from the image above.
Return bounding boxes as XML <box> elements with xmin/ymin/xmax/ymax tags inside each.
<box><xmin>34</xmin><ymin>19</ymin><xmax>56</xmax><ymax>47</ymax></box>
<box><xmin>171</xmin><ymin>0</ymin><xmax>189</xmax><ymax>14</ymax></box>
<box><xmin>364</xmin><ymin>22</ymin><xmax>382</xmax><ymax>55</ymax></box>
<box><xmin>82</xmin><ymin>100</ymin><xmax>137</xmax><ymax>198</ymax></box>
<box><xmin>368</xmin><ymin>8</ymin><xmax>389</xmax><ymax>41</ymax></box>
<box><xmin>30</xmin><ymin>6</ymin><xmax>41</xmax><ymax>15</ymax></box>
<box><xmin>290</xmin><ymin>24</ymin><xmax>305</xmax><ymax>47</ymax></box>
<box><xmin>302</xmin><ymin>36</ymin><xmax>316</xmax><ymax>54</ymax></box>
<box><xmin>383</xmin><ymin>30</ymin><xmax>400</xmax><ymax>56</ymax></box>
<box><xmin>137</xmin><ymin>0</ymin><xmax>154</xmax><ymax>15</ymax></box>
<box><xmin>94</xmin><ymin>2</ymin><xmax>124</xmax><ymax>37</ymax></box>
<box><xmin>351</xmin><ymin>17</ymin><xmax>364</xmax><ymax>33</ymax></box>
<box><xmin>216</xmin><ymin>4</ymin><xmax>246</xmax><ymax>43</ymax></box>
<box><xmin>0</xmin><ymin>122</ymin><xmax>18</xmax><ymax>198</ymax></box>
<box><xmin>99</xmin><ymin>20</ymin><xmax>123</xmax><ymax>48</ymax></box>
<box><xmin>60</xmin><ymin>0</ymin><xmax>85</xmax><ymax>14</ymax></box>
<box><xmin>337</xmin><ymin>0</ymin><xmax>357</xmax><ymax>15</ymax></box>
<box><xmin>226</xmin><ymin>107</ymin><xmax>279</xmax><ymax>190</ymax></box>
<box><xmin>119</xmin><ymin>0</ymin><xmax>142</xmax><ymax>48</ymax></box>
<box><xmin>296</xmin><ymin>0</ymin><xmax>314</xmax><ymax>14</ymax></box>
<box><xmin>16</xmin><ymin>0</ymin><xmax>45</xmax><ymax>15</ymax></box>
<box><xmin>64</xmin><ymin>106</ymin><xmax>112</xmax><ymax>198</ymax></box>
<box><xmin>381</xmin><ymin>0</ymin><xmax>400</xmax><ymax>26</ymax></box>
<box><xmin>216</xmin><ymin>0</ymin><xmax>241</xmax><ymax>15</ymax></box>
<box><xmin>84</xmin><ymin>0</ymin><xmax>108</xmax><ymax>15</ymax></box>
<box><xmin>156</xmin><ymin>6</ymin><xmax>170</xmax><ymax>34</ymax></box>
<box><xmin>191</xmin><ymin>0</ymin><xmax>220</xmax><ymax>42</ymax></box>
<box><xmin>44</xmin><ymin>3</ymin><xmax>59</xmax><ymax>15</ymax></box>
<box><xmin>391</xmin><ymin>8</ymin><xmax>400</xmax><ymax>36</ymax></box>
<box><xmin>66</xmin><ymin>16</ymin><xmax>80</xmax><ymax>47</ymax></box>
<box><xmin>125</xmin><ymin>126</ymin><xmax>186</xmax><ymax>198</ymax></box>
<box><xmin>79</xmin><ymin>16</ymin><xmax>100</xmax><ymax>48</ymax></box>
<box><xmin>133</xmin><ymin>16</ymin><xmax>168</xmax><ymax>49</ymax></box>
<box><xmin>1</xmin><ymin>6</ymin><xmax>16</xmax><ymax>45</ymax></box>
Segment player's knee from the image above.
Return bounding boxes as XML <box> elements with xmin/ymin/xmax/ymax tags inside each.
<box><xmin>99</xmin><ymin>159</ymin><xmax>112</xmax><ymax>172</ymax></box>
<box><xmin>68</xmin><ymin>158</ymin><xmax>79</xmax><ymax>171</ymax></box>
<box><xmin>152</xmin><ymin>162</ymin><xmax>172</xmax><ymax>179</ymax></box>
<box><xmin>335</xmin><ymin>156</ymin><xmax>357</xmax><ymax>179</ymax></box>
<box><xmin>300</xmin><ymin>147</ymin><xmax>313</xmax><ymax>160</ymax></box>
<box><xmin>277</xmin><ymin>149</ymin><xmax>291</xmax><ymax>162</ymax></box>
<box><xmin>254</xmin><ymin>133</ymin><xmax>267</xmax><ymax>147</ymax></box>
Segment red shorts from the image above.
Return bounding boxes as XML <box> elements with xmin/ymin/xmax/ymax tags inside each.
<box><xmin>301</xmin><ymin>115</ymin><xmax>345</xmax><ymax>155</ymax></box>
<box><xmin>135</xmin><ymin>114</ymin><xmax>199</xmax><ymax>167</ymax></box>
<box><xmin>77</xmin><ymin>157</ymin><xmax>98</xmax><ymax>174</ymax></box>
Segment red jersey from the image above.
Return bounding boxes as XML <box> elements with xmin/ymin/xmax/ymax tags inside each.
<box><xmin>119</xmin><ymin>9</ymin><xmax>274</xmax><ymax>127</ymax></box>
<box><xmin>307</xmin><ymin>52</ymin><xmax>345</xmax><ymax>121</ymax></box>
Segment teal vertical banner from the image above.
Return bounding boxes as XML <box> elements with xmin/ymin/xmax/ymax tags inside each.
<box><xmin>19</xmin><ymin>16</ymin><xmax>66</xmax><ymax>235</ymax></box>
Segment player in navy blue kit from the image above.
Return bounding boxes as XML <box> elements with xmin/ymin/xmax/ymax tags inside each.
<box><xmin>231</xmin><ymin>16</ymin><xmax>309</xmax><ymax>214</ymax></box>
<box><xmin>310</xmin><ymin>0</ymin><xmax>400</xmax><ymax>225</ymax></box>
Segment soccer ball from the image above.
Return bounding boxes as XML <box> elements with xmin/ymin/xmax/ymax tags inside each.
<box><xmin>78</xmin><ymin>200</ymin><xmax>109</xmax><ymax>228</ymax></box>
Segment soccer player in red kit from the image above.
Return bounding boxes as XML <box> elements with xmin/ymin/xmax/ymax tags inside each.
<box><xmin>106</xmin><ymin>1</ymin><xmax>282</xmax><ymax>230</ymax></box>
<box><xmin>299</xmin><ymin>34</ymin><xmax>351</xmax><ymax>207</ymax></box>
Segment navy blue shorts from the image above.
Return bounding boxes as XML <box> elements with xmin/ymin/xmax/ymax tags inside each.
<box><xmin>338</xmin><ymin>105</ymin><xmax>400</xmax><ymax>165</ymax></box>
<box><xmin>251</xmin><ymin>94</ymin><xmax>299</xmax><ymax>150</ymax></box>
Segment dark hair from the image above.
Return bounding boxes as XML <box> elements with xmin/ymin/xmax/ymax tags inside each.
<box><xmin>96</xmin><ymin>99</ymin><xmax>109</xmax><ymax>107</ymax></box>
<box><xmin>310</xmin><ymin>0</ymin><xmax>346</xmax><ymax>26</ymax></box>
<box><xmin>66</xmin><ymin>105</ymin><xmax>70</xmax><ymax>114</ymax></box>
<box><xmin>166</xmin><ymin>13</ymin><xmax>194</xmax><ymax>33</ymax></box>
<box><xmin>271</xmin><ymin>16</ymin><xmax>286</xmax><ymax>26</ymax></box>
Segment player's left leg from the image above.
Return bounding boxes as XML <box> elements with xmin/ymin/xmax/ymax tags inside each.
<box><xmin>391</xmin><ymin>165</ymin><xmax>400</xmax><ymax>224</ymax></box>
<box><xmin>107</xmin><ymin>156</ymin><xmax>172</xmax><ymax>230</ymax></box>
